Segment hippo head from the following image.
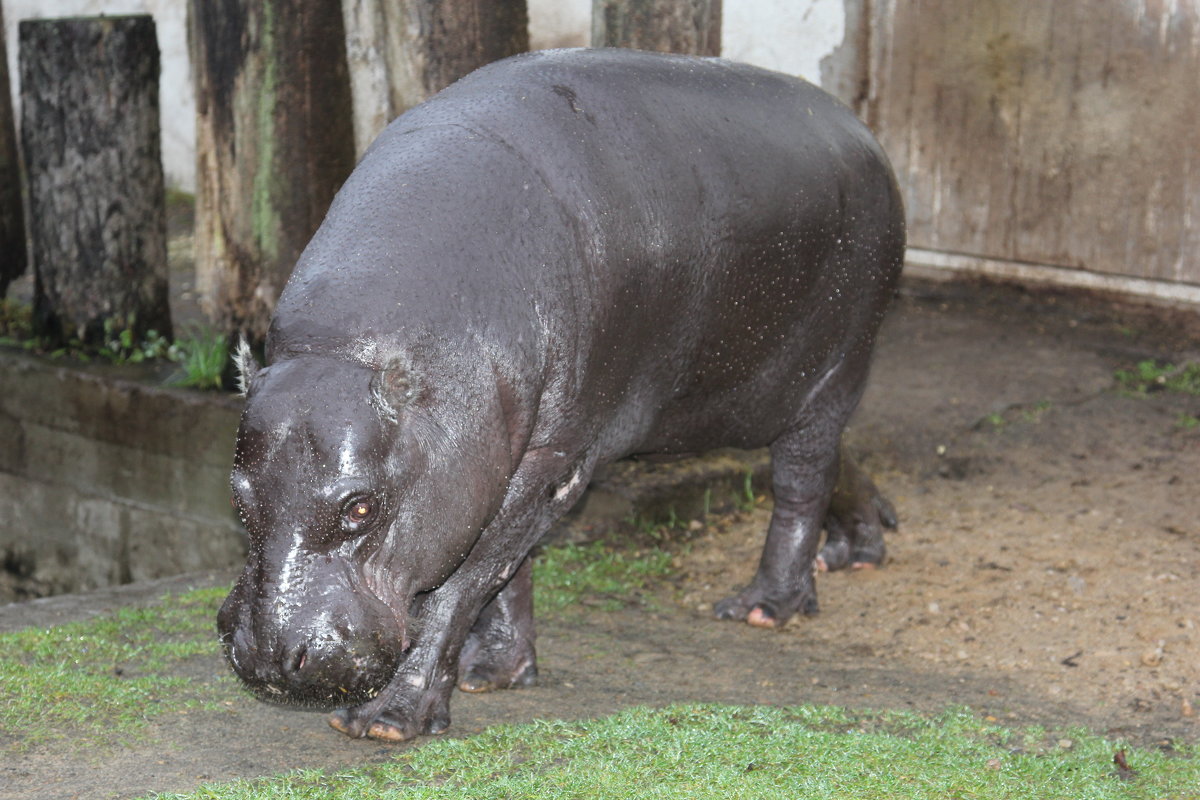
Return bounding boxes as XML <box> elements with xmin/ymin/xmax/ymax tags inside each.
<box><xmin>217</xmin><ymin>346</ymin><xmax>508</xmax><ymax>710</ymax></box>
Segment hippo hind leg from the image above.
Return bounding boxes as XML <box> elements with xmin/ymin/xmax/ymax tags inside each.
<box><xmin>457</xmin><ymin>555</ymin><xmax>538</xmax><ymax>693</ymax></box>
<box><xmin>816</xmin><ymin>447</ymin><xmax>897</xmax><ymax>572</ymax></box>
<box><xmin>714</xmin><ymin>417</ymin><xmax>842</xmax><ymax>628</ymax></box>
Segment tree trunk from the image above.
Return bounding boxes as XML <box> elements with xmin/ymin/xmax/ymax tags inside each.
<box><xmin>0</xmin><ymin>4</ymin><xmax>26</xmax><ymax>299</ymax></box>
<box><xmin>341</xmin><ymin>0</ymin><xmax>529</xmax><ymax>157</ymax></box>
<box><xmin>189</xmin><ymin>0</ymin><xmax>356</xmax><ymax>344</ymax></box>
<box><xmin>19</xmin><ymin>16</ymin><xmax>171</xmax><ymax>345</ymax></box>
<box><xmin>592</xmin><ymin>0</ymin><xmax>721</xmax><ymax>55</ymax></box>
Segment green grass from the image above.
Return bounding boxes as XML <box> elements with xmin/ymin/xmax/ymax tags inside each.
<box><xmin>735</xmin><ymin>469</ymin><xmax>758</xmax><ymax>512</ymax></box>
<box><xmin>0</xmin><ymin>542</ymin><xmax>673</xmax><ymax>747</ymax></box>
<box><xmin>6</xmin><ymin>555</ymin><xmax>1200</xmax><ymax>798</ymax></box>
<box><xmin>978</xmin><ymin>400</ymin><xmax>1054</xmax><ymax>431</ymax></box>
<box><xmin>143</xmin><ymin>704</ymin><xmax>1200</xmax><ymax>800</ymax></box>
<box><xmin>0</xmin><ymin>297</ymin><xmax>33</xmax><ymax>340</ymax></box>
<box><xmin>0</xmin><ymin>586</ymin><xmax>236</xmax><ymax>747</ymax></box>
<box><xmin>1115</xmin><ymin>360</ymin><xmax>1200</xmax><ymax>395</ymax></box>
<box><xmin>532</xmin><ymin>541</ymin><xmax>674</xmax><ymax>615</ymax></box>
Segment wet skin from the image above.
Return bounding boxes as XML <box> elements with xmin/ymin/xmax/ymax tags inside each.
<box><xmin>218</xmin><ymin>48</ymin><xmax>906</xmax><ymax>741</ymax></box>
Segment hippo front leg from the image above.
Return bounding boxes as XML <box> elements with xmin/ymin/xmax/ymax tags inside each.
<box><xmin>327</xmin><ymin>584</ymin><xmax>475</xmax><ymax>741</ymax></box>
<box><xmin>327</xmin><ymin>555</ymin><xmax>536</xmax><ymax>741</ymax></box>
<box><xmin>458</xmin><ymin>555</ymin><xmax>538</xmax><ymax>693</ymax></box>
<box><xmin>330</xmin><ymin>454</ymin><xmax>590</xmax><ymax>741</ymax></box>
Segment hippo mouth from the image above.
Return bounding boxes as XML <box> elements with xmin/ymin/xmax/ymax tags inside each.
<box><xmin>223</xmin><ymin>635</ymin><xmax>403</xmax><ymax>710</ymax></box>
<box><xmin>242</xmin><ymin>672</ymin><xmax>391</xmax><ymax>711</ymax></box>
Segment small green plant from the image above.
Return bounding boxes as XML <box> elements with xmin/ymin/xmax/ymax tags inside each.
<box><xmin>0</xmin><ymin>299</ymin><xmax>232</xmax><ymax>391</ymax></box>
<box><xmin>735</xmin><ymin>469</ymin><xmax>758</xmax><ymax>512</ymax></box>
<box><xmin>1177</xmin><ymin>412</ymin><xmax>1200</xmax><ymax>430</ymax></box>
<box><xmin>168</xmin><ymin>325</ymin><xmax>229</xmax><ymax>390</ymax></box>
<box><xmin>0</xmin><ymin>297</ymin><xmax>33</xmax><ymax>342</ymax></box>
<box><xmin>1115</xmin><ymin>359</ymin><xmax>1200</xmax><ymax>395</ymax></box>
<box><xmin>98</xmin><ymin>314</ymin><xmax>172</xmax><ymax>364</ymax></box>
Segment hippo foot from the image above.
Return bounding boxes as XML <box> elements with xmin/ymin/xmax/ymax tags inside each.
<box><xmin>815</xmin><ymin>458</ymin><xmax>898</xmax><ymax>573</ymax></box>
<box><xmin>327</xmin><ymin>676</ymin><xmax>454</xmax><ymax>742</ymax></box>
<box><xmin>458</xmin><ymin>638</ymin><xmax>538</xmax><ymax>694</ymax></box>
<box><xmin>713</xmin><ymin>579</ymin><xmax>819</xmax><ymax>629</ymax></box>
<box><xmin>328</xmin><ymin>707</ymin><xmax>449</xmax><ymax>742</ymax></box>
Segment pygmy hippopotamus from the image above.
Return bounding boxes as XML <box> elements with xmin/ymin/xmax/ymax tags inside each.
<box><xmin>218</xmin><ymin>48</ymin><xmax>905</xmax><ymax>741</ymax></box>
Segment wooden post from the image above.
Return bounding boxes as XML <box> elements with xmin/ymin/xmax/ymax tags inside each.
<box><xmin>341</xmin><ymin>0</ymin><xmax>529</xmax><ymax>157</ymax></box>
<box><xmin>0</xmin><ymin>4</ymin><xmax>26</xmax><ymax>299</ymax></box>
<box><xmin>19</xmin><ymin>15</ymin><xmax>171</xmax><ymax>345</ymax></box>
<box><xmin>189</xmin><ymin>0</ymin><xmax>356</xmax><ymax>343</ymax></box>
<box><xmin>592</xmin><ymin>0</ymin><xmax>721</xmax><ymax>55</ymax></box>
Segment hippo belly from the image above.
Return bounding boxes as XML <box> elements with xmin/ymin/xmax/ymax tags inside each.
<box><xmin>218</xmin><ymin>48</ymin><xmax>905</xmax><ymax>742</ymax></box>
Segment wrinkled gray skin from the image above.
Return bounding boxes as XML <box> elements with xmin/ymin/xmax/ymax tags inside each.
<box><xmin>218</xmin><ymin>48</ymin><xmax>905</xmax><ymax>742</ymax></box>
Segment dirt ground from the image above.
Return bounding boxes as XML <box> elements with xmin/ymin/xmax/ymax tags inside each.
<box><xmin>1</xmin><ymin>277</ymin><xmax>1198</xmax><ymax>800</ymax></box>
<box><xmin>684</xmin><ymin>277</ymin><xmax>1200</xmax><ymax>739</ymax></box>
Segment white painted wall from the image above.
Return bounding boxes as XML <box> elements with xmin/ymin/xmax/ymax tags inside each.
<box><xmin>722</xmin><ymin>0</ymin><xmax>843</xmax><ymax>83</ymax></box>
<box><xmin>4</xmin><ymin>0</ymin><xmax>846</xmax><ymax>191</ymax></box>
<box><xmin>528</xmin><ymin>0</ymin><xmax>590</xmax><ymax>49</ymax></box>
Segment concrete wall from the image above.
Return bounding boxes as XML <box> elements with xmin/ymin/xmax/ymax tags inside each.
<box><xmin>0</xmin><ymin>350</ymin><xmax>245</xmax><ymax>595</ymax></box>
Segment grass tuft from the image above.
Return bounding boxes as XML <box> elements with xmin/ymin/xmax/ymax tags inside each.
<box><xmin>1115</xmin><ymin>360</ymin><xmax>1200</xmax><ymax>395</ymax></box>
<box><xmin>532</xmin><ymin>541</ymin><xmax>673</xmax><ymax>615</ymax></box>
<box><xmin>167</xmin><ymin>325</ymin><xmax>229</xmax><ymax>390</ymax></box>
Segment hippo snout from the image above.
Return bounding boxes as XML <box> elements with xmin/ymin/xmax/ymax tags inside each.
<box><xmin>218</xmin><ymin>583</ymin><xmax>405</xmax><ymax>709</ymax></box>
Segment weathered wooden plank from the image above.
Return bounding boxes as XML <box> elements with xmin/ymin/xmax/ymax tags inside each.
<box><xmin>0</xmin><ymin>3</ymin><xmax>25</xmax><ymax>298</ymax></box>
<box><xmin>342</xmin><ymin>0</ymin><xmax>529</xmax><ymax>157</ymax></box>
<box><xmin>592</xmin><ymin>0</ymin><xmax>722</xmax><ymax>55</ymax></box>
<box><xmin>189</xmin><ymin>0</ymin><xmax>356</xmax><ymax>343</ymax></box>
<box><xmin>869</xmin><ymin>0</ymin><xmax>1200</xmax><ymax>284</ymax></box>
<box><xmin>19</xmin><ymin>15</ymin><xmax>171</xmax><ymax>344</ymax></box>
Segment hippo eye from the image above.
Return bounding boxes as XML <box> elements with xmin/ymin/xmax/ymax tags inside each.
<box><xmin>341</xmin><ymin>496</ymin><xmax>378</xmax><ymax>530</ymax></box>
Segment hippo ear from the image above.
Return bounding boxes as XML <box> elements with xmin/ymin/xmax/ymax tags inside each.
<box><xmin>233</xmin><ymin>336</ymin><xmax>261</xmax><ymax>397</ymax></box>
<box><xmin>369</xmin><ymin>359</ymin><xmax>416</xmax><ymax>423</ymax></box>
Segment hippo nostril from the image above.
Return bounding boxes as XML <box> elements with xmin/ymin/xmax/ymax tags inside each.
<box><xmin>282</xmin><ymin>643</ymin><xmax>308</xmax><ymax>679</ymax></box>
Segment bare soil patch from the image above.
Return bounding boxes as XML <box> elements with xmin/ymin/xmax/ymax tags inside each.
<box><xmin>679</xmin><ymin>278</ymin><xmax>1200</xmax><ymax>743</ymax></box>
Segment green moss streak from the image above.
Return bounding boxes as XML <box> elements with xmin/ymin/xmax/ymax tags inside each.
<box><xmin>250</xmin><ymin>1</ymin><xmax>281</xmax><ymax>265</ymax></box>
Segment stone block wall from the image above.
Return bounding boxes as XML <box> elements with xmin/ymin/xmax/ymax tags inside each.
<box><xmin>0</xmin><ymin>349</ymin><xmax>245</xmax><ymax>596</ymax></box>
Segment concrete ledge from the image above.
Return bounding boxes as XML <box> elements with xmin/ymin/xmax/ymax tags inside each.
<box><xmin>0</xmin><ymin>348</ymin><xmax>246</xmax><ymax>597</ymax></box>
<box><xmin>907</xmin><ymin>248</ymin><xmax>1200</xmax><ymax>310</ymax></box>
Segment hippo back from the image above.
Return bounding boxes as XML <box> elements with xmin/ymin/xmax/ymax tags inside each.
<box><xmin>270</xmin><ymin>48</ymin><xmax>905</xmax><ymax>457</ymax></box>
